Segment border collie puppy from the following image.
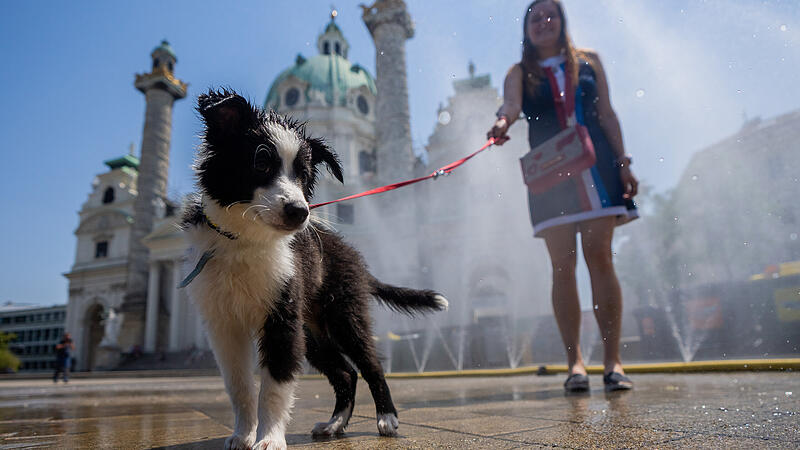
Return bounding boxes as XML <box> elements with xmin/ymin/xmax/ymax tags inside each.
<box><xmin>182</xmin><ymin>90</ymin><xmax>447</xmax><ymax>450</ymax></box>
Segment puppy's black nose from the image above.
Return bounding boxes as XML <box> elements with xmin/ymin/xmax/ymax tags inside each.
<box><xmin>283</xmin><ymin>202</ymin><xmax>309</xmax><ymax>227</ymax></box>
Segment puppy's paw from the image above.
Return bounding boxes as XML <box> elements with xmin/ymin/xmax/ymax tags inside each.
<box><xmin>376</xmin><ymin>413</ymin><xmax>399</xmax><ymax>437</ymax></box>
<box><xmin>433</xmin><ymin>294</ymin><xmax>449</xmax><ymax>311</ymax></box>
<box><xmin>225</xmin><ymin>433</ymin><xmax>256</xmax><ymax>450</ymax></box>
<box><xmin>311</xmin><ymin>414</ymin><xmax>347</xmax><ymax>437</ymax></box>
<box><xmin>253</xmin><ymin>435</ymin><xmax>287</xmax><ymax>450</ymax></box>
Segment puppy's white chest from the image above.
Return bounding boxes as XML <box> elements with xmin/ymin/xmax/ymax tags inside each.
<box><xmin>188</xmin><ymin>239</ymin><xmax>294</xmax><ymax>331</ymax></box>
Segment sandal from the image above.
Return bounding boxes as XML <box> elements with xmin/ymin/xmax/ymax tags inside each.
<box><xmin>564</xmin><ymin>373</ymin><xmax>590</xmax><ymax>392</ymax></box>
<box><xmin>603</xmin><ymin>372</ymin><xmax>633</xmax><ymax>391</ymax></box>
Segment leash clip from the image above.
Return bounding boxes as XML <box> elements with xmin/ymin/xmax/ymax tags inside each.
<box><xmin>432</xmin><ymin>169</ymin><xmax>449</xmax><ymax>180</ymax></box>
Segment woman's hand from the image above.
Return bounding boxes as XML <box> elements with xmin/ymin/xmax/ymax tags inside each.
<box><xmin>487</xmin><ymin>117</ymin><xmax>511</xmax><ymax>145</ymax></box>
<box><xmin>620</xmin><ymin>166</ymin><xmax>638</xmax><ymax>199</ymax></box>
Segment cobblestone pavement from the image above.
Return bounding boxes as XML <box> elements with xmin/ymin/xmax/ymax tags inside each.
<box><xmin>0</xmin><ymin>372</ymin><xmax>797</xmax><ymax>448</ymax></box>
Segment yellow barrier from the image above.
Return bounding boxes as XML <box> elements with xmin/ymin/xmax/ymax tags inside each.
<box><xmin>343</xmin><ymin>358</ymin><xmax>799</xmax><ymax>379</ymax></box>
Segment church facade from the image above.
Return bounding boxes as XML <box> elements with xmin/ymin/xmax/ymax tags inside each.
<box><xmin>64</xmin><ymin>2</ymin><xmax>548</xmax><ymax>372</ymax></box>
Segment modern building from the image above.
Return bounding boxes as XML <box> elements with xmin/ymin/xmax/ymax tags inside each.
<box><xmin>0</xmin><ymin>303</ymin><xmax>67</xmax><ymax>372</ymax></box>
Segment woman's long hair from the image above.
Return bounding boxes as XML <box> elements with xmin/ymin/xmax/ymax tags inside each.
<box><xmin>521</xmin><ymin>0</ymin><xmax>582</xmax><ymax>96</ymax></box>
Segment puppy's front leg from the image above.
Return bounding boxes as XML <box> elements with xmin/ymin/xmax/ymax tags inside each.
<box><xmin>255</xmin><ymin>289</ymin><xmax>304</xmax><ymax>450</ymax></box>
<box><xmin>207</xmin><ymin>323</ymin><xmax>258</xmax><ymax>450</ymax></box>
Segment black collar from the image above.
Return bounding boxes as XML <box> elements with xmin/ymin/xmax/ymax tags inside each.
<box><xmin>204</xmin><ymin>214</ymin><xmax>238</xmax><ymax>240</ymax></box>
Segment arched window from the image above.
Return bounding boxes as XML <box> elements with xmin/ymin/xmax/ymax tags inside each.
<box><xmin>323</xmin><ymin>41</ymin><xmax>330</xmax><ymax>55</ymax></box>
<box><xmin>285</xmin><ymin>87</ymin><xmax>300</xmax><ymax>107</ymax></box>
<box><xmin>357</xmin><ymin>95</ymin><xmax>369</xmax><ymax>115</ymax></box>
<box><xmin>102</xmin><ymin>187</ymin><xmax>114</xmax><ymax>204</ymax></box>
<box><xmin>334</xmin><ymin>42</ymin><xmax>341</xmax><ymax>55</ymax></box>
<box><xmin>152</xmin><ymin>58</ymin><xmax>160</xmax><ymax>70</ymax></box>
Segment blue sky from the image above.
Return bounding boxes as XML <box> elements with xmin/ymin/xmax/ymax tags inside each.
<box><xmin>0</xmin><ymin>0</ymin><xmax>797</xmax><ymax>305</ymax></box>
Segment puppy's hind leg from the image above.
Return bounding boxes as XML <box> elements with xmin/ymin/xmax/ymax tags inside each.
<box><xmin>306</xmin><ymin>333</ymin><xmax>358</xmax><ymax>437</ymax></box>
<box><xmin>206</xmin><ymin>324</ymin><xmax>258</xmax><ymax>450</ymax></box>
<box><xmin>255</xmin><ymin>291</ymin><xmax>304</xmax><ymax>450</ymax></box>
<box><xmin>330</xmin><ymin>315</ymin><xmax>399</xmax><ymax>437</ymax></box>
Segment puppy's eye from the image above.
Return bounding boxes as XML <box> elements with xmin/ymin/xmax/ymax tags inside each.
<box><xmin>254</xmin><ymin>145</ymin><xmax>270</xmax><ymax>172</ymax></box>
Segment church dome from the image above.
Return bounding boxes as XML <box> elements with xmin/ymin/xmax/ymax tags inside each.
<box><xmin>264</xmin><ymin>13</ymin><xmax>376</xmax><ymax>110</ymax></box>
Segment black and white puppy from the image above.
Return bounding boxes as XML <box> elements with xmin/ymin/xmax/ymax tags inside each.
<box><xmin>182</xmin><ymin>90</ymin><xmax>447</xmax><ymax>450</ymax></box>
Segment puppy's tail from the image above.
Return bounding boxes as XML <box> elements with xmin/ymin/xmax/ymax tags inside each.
<box><xmin>368</xmin><ymin>276</ymin><xmax>449</xmax><ymax>315</ymax></box>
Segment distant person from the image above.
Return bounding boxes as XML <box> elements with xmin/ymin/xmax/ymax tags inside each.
<box><xmin>53</xmin><ymin>332</ymin><xmax>74</xmax><ymax>383</ymax></box>
<box><xmin>487</xmin><ymin>0</ymin><xmax>639</xmax><ymax>392</ymax></box>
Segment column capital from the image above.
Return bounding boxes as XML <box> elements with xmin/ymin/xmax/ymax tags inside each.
<box><xmin>134</xmin><ymin>67</ymin><xmax>187</xmax><ymax>99</ymax></box>
<box><xmin>361</xmin><ymin>0</ymin><xmax>414</xmax><ymax>39</ymax></box>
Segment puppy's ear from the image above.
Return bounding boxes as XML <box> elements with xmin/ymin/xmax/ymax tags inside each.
<box><xmin>308</xmin><ymin>137</ymin><xmax>343</xmax><ymax>184</ymax></box>
<box><xmin>197</xmin><ymin>89</ymin><xmax>255</xmax><ymax>135</ymax></box>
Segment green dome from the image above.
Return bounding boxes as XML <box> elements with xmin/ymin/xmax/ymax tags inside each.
<box><xmin>264</xmin><ymin>53</ymin><xmax>376</xmax><ymax>109</ymax></box>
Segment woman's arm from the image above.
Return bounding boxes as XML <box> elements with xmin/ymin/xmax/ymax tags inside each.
<box><xmin>584</xmin><ymin>51</ymin><xmax>638</xmax><ymax>198</ymax></box>
<box><xmin>487</xmin><ymin>64</ymin><xmax>523</xmax><ymax>145</ymax></box>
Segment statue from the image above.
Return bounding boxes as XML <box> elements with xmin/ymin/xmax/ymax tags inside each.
<box><xmin>99</xmin><ymin>308</ymin><xmax>124</xmax><ymax>348</ymax></box>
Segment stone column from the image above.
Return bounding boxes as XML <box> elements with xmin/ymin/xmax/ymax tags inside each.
<box><xmin>194</xmin><ymin>310</ymin><xmax>206</xmax><ymax>350</ymax></box>
<box><xmin>169</xmin><ymin>261</ymin><xmax>182</xmax><ymax>351</ymax></box>
<box><xmin>117</xmin><ymin>44</ymin><xmax>187</xmax><ymax>360</ymax></box>
<box><xmin>362</xmin><ymin>0</ymin><xmax>415</xmax><ymax>181</ymax></box>
<box><xmin>144</xmin><ymin>262</ymin><xmax>160</xmax><ymax>353</ymax></box>
<box><xmin>361</xmin><ymin>1</ymin><xmax>421</xmax><ymax>330</ymax></box>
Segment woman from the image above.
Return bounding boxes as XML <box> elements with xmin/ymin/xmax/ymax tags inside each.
<box><xmin>488</xmin><ymin>0</ymin><xmax>639</xmax><ymax>392</ymax></box>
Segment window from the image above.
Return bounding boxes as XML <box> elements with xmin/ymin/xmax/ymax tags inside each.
<box><xmin>95</xmin><ymin>241</ymin><xmax>108</xmax><ymax>258</ymax></box>
<box><xmin>357</xmin><ymin>95</ymin><xmax>369</xmax><ymax>115</ymax></box>
<box><xmin>323</xmin><ymin>41</ymin><xmax>330</xmax><ymax>55</ymax></box>
<box><xmin>337</xmin><ymin>204</ymin><xmax>354</xmax><ymax>224</ymax></box>
<box><xmin>152</xmin><ymin>58</ymin><xmax>160</xmax><ymax>70</ymax></box>
<box><xmin>335</xmin><ymin>42</ymin><xmax>341</xmax><ymax>55</ymax></box>
<box><xmin>102</xmin><ymin>187</ymin><xmax>114</xmax><ymax>204</ymax></box>
<box><xmin>168</xmin><ymin>61</ymin><xmax>174</xmax><ymax>72</ymax></box>
<box><xmin>285</xmin><ymin>88</ymin><xmax>300</xmax><ymax>107</ymax></box>
<box><xmin>359</xmin><ymin>150</ymin><xmax>376</xmax><ymax>175</ymax></box>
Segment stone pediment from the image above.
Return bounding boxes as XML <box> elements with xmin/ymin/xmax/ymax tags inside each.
<box><xmin>75</xmin><ymin>209</ymin><xmax>133</xmax><ymax>234</ymax></box>
<box><xmin>143</xmin><ymin>219</ymin><xmax>183</xmax><ymax>243</ymax></box>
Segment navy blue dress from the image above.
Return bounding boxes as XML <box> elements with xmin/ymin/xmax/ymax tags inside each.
<box><xmin>521</xmin><ymin>57</ymin><xmax>638</xmax><ymax>236</ymax></box>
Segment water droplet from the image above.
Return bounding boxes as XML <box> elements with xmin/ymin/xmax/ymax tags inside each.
<box><xmin>691</xmin><ymin>174</ymin><xmax>699</xmax><ymax>181</ymax></box>
<box><xmin>674</xmin><ymin>216</ymin><xmax>679</xmax><ymax>221</ymax></box>
<box><xmin>451</xmin><ymin>74</ymin><xmax>456</xmax><ymax>78</ymax></box>
<box><xmin>452</xmin><ymin>32</ymin><xmax>457</xmax><ymax>37</ymax></box>
<box><xmin>618</xmin><ymin>17</ymin><xmax>623</xmax><ymax>23</ymax></box>
<box><xmin>437</xmin><ymin>111</ymin><xmax>451</xmax><ymax>125</ymax></box>
<box><xmin>489</xmin><ymin>15</ymin><xmax>493</xmax><ymax>22</ymax></box>
<box><xmin>380</xmin><ymin>51</ymin><xmax>384</xmax><ymax>56</ymax></box>
<box><xmin>515</xmin><ymin>17</ymin><xmax>520</xmax><ymax>22</ymax></box>
<box><xmin>743</xmin><ymin>241</ymin><xmax>749</xmax><ymax>246</ymax></box>
<box><xmin>790</xmin><ymin>233</ymin><xmax>798</xmax><ymax>241</ymax></box>
<box><xmin>737</xmin><ymin>89</ymin><xmax>743</xmax><ymax>94</ymax></box>
<box><xmin>594</xmin><ymin>304</ymin><xmax>599</xmax><ymax>310</ymax></box>
<box><xmin>635</xmin><ymin>89</ymin><xmax>645</xmax><ymax>98</ymax></box>
<box><xmin>780</xmin><ymin>24</ymin><xmax>788</xmax><ymax>32</ymax></box>
<box><xmin>658</xmin><ymin>157</ymin><xmax>665</xmax><ymax>162</ymax></box>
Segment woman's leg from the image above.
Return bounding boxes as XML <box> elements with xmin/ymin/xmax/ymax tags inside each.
<box><xmin>580</xmin><ymin>216</ymin><xmax>625</xmax><ymax>375</ymax></box>
<box><xmin>541</xmin><ymin>223</ymin><xmax>586</xmax><ymax>375</ymax></box>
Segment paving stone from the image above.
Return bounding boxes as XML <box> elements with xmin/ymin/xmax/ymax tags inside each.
<box><xmin>0</xmin><ymin>372</ymin><xmax>796</xmax><ymax>448</ymax></box>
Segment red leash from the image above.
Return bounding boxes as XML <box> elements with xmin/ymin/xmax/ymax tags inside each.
<box><xmin>309</xmin><ymin>138</ymin><xmax>496</xmax><ymax>210</ymax></box>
